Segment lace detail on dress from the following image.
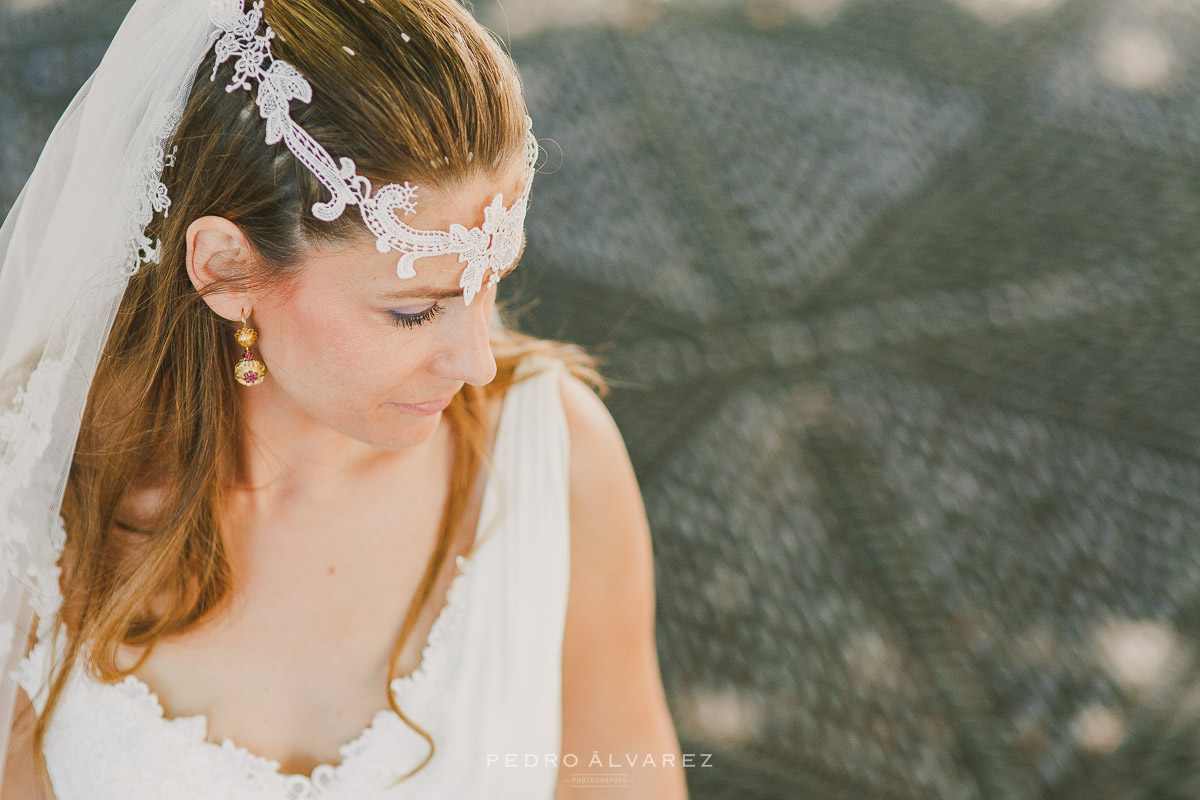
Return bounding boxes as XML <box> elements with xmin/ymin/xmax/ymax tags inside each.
<box><xmin>388</xmin><ymin>552</ymin><xmax>474</xmax><ymax>704</ymax></box>
<box><xmin>15</xmin><ymin>529</ymin><xmax>491</xmax><ymax>799</ymax></box>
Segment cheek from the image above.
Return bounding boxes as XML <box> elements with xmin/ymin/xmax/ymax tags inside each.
<box><xmin>257</xmin><ymin>292</ymin><xmax>425</xmax><ymax>403</ymax></box>
<box><xmin>262</xmin><ymin>298</ymin><xmax>348</xmax><ymax>369</ymax></box>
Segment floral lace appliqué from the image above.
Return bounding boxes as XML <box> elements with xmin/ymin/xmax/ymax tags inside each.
<box><xmin>15</xmin><ymin>534</ymin><xmax>488</xmax><ymax>799</ymax></box>
<box><xmin>124</xmin><ymin>103</ymin><xmax>183</xmax><ymax>276</ymax></box>
<box><xmin>207</xmin><ymin>0</ymin><xmax>537</xmax><ymax>306</ymax></box>
<box><xmin>0</xmin><ymin>354</ymin><xmax>71</xmax><ymax>624</ymax></box>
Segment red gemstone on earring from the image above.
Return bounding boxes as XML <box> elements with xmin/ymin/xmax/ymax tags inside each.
<box><xmin>242</xmin><ymin>350</ymin><xmax>254</xmax><ymax>361</ymax></box>
<box><xmin>244</xmin><ymin>373</ymin><xmax>257</xmax><ymax>383</ymax></box>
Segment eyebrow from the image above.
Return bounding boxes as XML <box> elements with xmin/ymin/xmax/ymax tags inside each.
<box><xmin>378</xmin><ymin>286</ymin><xmax>465</xmax><ymax>301</ymax></box>
<box><xmin>378</xmin><ymin>237</ymin><xmax>527</xmax><ymax>302</ymax></box>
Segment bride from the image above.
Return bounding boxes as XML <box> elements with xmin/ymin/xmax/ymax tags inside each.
<box><xmin>0</xmin><ymin>0</ymin><xmax>686</xmax><ymax>797</ymax></box>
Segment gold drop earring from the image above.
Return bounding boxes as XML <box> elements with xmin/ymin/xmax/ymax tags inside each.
<box><xmin>233</xmin><ymin>312</ymin><xmax>267</xmax><ymax>387</ymax></box>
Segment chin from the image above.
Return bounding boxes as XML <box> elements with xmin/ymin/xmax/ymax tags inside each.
<box><xmin>362</xmin><ymin>410</ymin><xmax>445</xmax><ymax>451</ymax></box>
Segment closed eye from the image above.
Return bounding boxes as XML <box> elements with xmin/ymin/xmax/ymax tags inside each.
<box><xmin>388</xmin><ymin>303</ymin><xmax>446</xmax><ymax>329</ymax></box>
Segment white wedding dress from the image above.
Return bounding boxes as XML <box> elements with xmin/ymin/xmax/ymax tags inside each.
<box><xmin>15</xmin><ymin>358</ymin><xmax>571</xmax><ymax>800</ymax></box>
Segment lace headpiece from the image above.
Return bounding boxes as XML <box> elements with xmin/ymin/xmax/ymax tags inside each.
<box><xmin>205</xmin><ymin>0</ymin><xmax>536</xmax><ymax>306</ymax></box>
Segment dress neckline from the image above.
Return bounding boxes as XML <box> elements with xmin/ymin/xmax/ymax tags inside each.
<box><xmin>106</xmin><ymin>519</ymin><xmax>496</xmax><ymax>792</ymax></box>
<box><xmin>43</xmin><ymin>370</ymin><xmax>535</xmax><ymax>794</ymax></box>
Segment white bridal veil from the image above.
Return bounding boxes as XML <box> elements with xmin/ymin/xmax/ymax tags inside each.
<box><xmin>0</xmin><ymin>0</ymin><xmax>220</xmax><ymax>779</ymax></box>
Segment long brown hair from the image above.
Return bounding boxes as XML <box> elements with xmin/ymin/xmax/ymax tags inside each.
<box><xmin>27</xmin><ymin>0</ymin><xmax>603</xmax><ymax>789</ymax></box>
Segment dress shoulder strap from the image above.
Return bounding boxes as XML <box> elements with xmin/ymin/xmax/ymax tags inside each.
<box><xmin>475</xmin><ymin>353</ymin><xmax>572</xmax><ymax>648</ymax></box>
<box><xmin>481</xmin><ymin>354</ymin><xmax>571</xmax><ymax>546</ymax></box>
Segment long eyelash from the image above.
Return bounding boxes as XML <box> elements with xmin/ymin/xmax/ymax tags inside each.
<box><xmin>389</xmin><ymin>302</ymin><xmax>446</xmax><ymax>329</ymax></box>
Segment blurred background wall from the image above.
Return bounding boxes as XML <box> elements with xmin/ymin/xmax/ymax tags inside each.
<box><xmin>5</xmin><ymin>1</ymin><xmax>1200</xmax><ymax>798</ymax></box>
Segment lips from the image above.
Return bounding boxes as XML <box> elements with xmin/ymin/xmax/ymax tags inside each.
<box><xmin>391</xmin><ymin>395</ymin><xmax>455</xmax><ymax>415</ymax></box>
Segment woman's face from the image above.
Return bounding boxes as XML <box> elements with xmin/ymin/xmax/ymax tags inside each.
<box><xmin>247</xmin><ymin>159</ymin><xmax>529</xmax><ymax>451</ymax></box>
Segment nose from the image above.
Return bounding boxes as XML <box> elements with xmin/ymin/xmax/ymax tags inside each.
<box><xmin>431</xmin><ymin>295</ymin><xmax>497</xmax><ymax>386</ymax></box>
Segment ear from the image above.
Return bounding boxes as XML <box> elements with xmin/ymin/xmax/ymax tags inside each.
<box><xmin>185</xmin><ymin>216</ymin><xmax>255</xmax><ymax>323</ymax></box>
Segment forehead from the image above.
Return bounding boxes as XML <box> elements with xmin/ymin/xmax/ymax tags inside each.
<box><xmin>407</xmin><ymin>157</ymin><xmax>531</xmax><ymax>232</ymax></box>
<box><xmin>310</xmin><ymin>157</ymin><xmax>532</xmax><ymax>295</ymax></box>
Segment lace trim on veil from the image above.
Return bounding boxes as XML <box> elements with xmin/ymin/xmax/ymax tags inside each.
<box><xmin>0</xmin><ymin>37</ymin><xmax>194</xmax><ymax>675</ymax></box>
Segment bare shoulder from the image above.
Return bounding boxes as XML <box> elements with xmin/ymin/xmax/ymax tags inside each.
<box><xmin>555</xmin><ymin>372</ymin><xmax>647</xmax><ymax>531</ymax></box>
<box><xmin>555</xmin><ymin>368</ymin><xmax>656</xmax><ymax>628</ymax></box>
<box><xmin>556</xmin><ymin>370</ymin><xmax>626</xmax><ymax>471</ymax></box>
<box><xmin>554</xmin><ymin>371</ymin><xmax>689</xmax><ymax>797</ymax></box>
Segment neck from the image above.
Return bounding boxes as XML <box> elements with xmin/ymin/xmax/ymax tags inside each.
<box><xmin>230</xmin><ymin>380</ymin><xmax>442</xmax><ymax>513</ymax></box>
